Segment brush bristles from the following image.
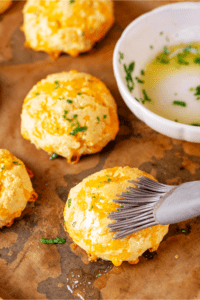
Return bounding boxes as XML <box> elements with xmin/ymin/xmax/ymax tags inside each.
<box><xmin>108</xmin><ymin>176</ymin><xmax>174</xmax><ymax>239</ymax></box>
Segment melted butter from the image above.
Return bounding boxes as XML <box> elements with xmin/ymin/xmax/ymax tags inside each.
<box><xmin>141</xmin><ymin>42</ymin><xmax>200</xmax><ymax>125</ymax></box>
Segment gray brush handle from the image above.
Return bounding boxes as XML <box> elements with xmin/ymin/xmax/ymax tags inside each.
<box><xmin>155</xmin><ymin>181</ymin><xmax>200</xmax><ymax>225</ymax></box>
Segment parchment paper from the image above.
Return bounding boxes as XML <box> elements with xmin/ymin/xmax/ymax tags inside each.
<box><xmin>1</xmin><ymin>1</ymin><xmax>200</xmax><ymax>299</ymax></box>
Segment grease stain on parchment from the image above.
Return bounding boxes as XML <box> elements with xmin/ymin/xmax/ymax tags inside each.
<box><xmin>139</xmin><ymin>141</ymin><xmax>200</xmax><ymax>184</ymax></box>
<box><xmin>0</xmin><ymin>212</ymin><xmax>38</xmax><ymax>264</ymax></box>
<box><xmin>0</xmin><ymin>232</ymin><xmax>18</xmax><ymax>249</ymax></box>
<box><xmin>37</xmin><ymin>224</ymin><xmax>112</xmax><ymax>300</ymax></box>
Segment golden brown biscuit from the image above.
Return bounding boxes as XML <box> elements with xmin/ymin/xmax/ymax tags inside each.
<box><xmin>21</xmin><ymin>70</ymin><xmax>119</xmax><ymax>164</ymax></box>
<box><xmin>0</xmin><ymin>0</ymin><xmax>12</xmax><ymax>14</ymax></box>
<box><xmin>22</xmin><ymin>0</ymin><xmax>114</xmax><ymax>58</ymax></box>
<box><xmin>63</xmin><ymin>166</ymin><xmax>169</xmax><ymax>266</ymax></box>
<box><xmin>0</xmin><ymin>149</ymin><xmax>37</xmax><ymax>228</ymax></box>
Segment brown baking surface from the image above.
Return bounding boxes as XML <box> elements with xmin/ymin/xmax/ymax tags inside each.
<box><xmin>1</xmin><ymin>1</ymin><xmax>200</xmax><ymax>299</ymax></box>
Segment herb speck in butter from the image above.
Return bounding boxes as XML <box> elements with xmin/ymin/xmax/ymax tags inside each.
<box><xmin>119</xmin><ymin>51</ymin><xmax>124</xmax><ymax>63</ymax></box>
<box><xmin>123</xmin><ymin>61</ymin><xmax>135</xmax><ymax>92</ymax></box>
<box><xmin>173</xmin><ymin>100</ymin><xmax>186</xmax><ymax>107</ymax></box>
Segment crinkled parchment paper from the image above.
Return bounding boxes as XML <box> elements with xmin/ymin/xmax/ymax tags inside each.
<box><xmin>1</xmin><ymin>1</ymin><xmax>200</xmax><ymax>299</ymax></box>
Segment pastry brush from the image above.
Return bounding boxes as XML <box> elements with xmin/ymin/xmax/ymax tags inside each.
<box><xmin>108</xmin><ymin>176</ymin><xmax>200</xmax><ymax>239</ymax></box>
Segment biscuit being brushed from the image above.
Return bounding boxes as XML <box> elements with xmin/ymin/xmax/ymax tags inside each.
<box><xmin>63</xmin><ymin>167</ymin><xmax>169</xmax><ymax>266</ymax></box>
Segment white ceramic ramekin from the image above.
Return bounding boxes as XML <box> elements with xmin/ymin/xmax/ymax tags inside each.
<box><xmin>113</xmin><ymin>2</ymin><xmax>200</xmax><ymax>142</ymax></box>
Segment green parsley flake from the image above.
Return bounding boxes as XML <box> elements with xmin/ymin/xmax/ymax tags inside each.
<box><xmin>96</xmin><ymin>116</ymin><xmax>100</xmax><ymax>123</ymax></box>
<box><xmin>73</xmin><ymin>114</ymin><xmax>78</xmax><ymax>119</ymax></box>
<box><xmin>96</xmin><ymin>274</ymin><xmax>101</xmax><ymax>278</ymax></box>
<box><xmin>163</xmin><ymin>45</ymin><xmax>169</xmax><ymax>55</ymax></box>
<box><xmin>119</xmin><ymin>51</ymin><xmax>124</xmax><ymax>63</ymax></box>
<box><xmin>156</xmin><ymin>46</ymin><xmax>170</xmax><ymax>64</ymax></box>
<box><xmin>1</xmin><ymin>165</ymin><xmax>6</xmax><ymax>170</ymax></box>
<box><xmin>191</xmin><ymin>123</ymin><xmax>200</xmax><ymax>126</ymax></box>
<box><xmin>194</xmin><ymin>57</ymin><xmax>200</xmax><ymax>64</ymax></box>
<box><xmin>13</xmin><ymin>161</ymin><xmax>21</xmax><ymax>165</ymax></box>
<box><xmin>160</xmin><ymin>31</ymin><xmax>164</xmax><ymax>35</ymax></box>
<box><xmin>89</xmin><ymin>205</ymin><xmax>93</xmax><ymax>211</ymax></box>
<box><xmin>105</xmin><ymin>178</ymin><xmax>111</xmax><ymax>183</ymax></box>
<box><xmin>70</xmin><ymin>126</ymin><xmax>87</xmax><ymax>135</ymax></box>
<box><xmin>194</xmin><ymin>86</ymin><xmax>200</xmax><ymax>99</ymax></box>
<box><xmin>123</xmin><ymin>61</ymin><xmax>135</xmax><ymax>92</ymax></box>
<box><xmin>72</xmin><ymin>221</ymin><xmax>76</xmax><ymax>227</ymax></box>
<box><xmin>141</xmin><ymin>89</ymin><xmax>152</xmax><ymax>104</ymax></box>
<box><xmin>174</xmin><ymin>119</ymin><xmax>178</xmax><ymax>122</ymax></box>
<box><xmin>59</xmin><ymin>96</ymin><xmax>65</xmax><ymax>100</ymax></box>
<box><xmin>82</xmin><ymin>32</ymin><xmax>85</xmax><ymax>36</ymax></box>
<box><xmin>68</xmin><ymin>198</ymin><xmax>72</xmax><ymax>208</ymax></box>
<box><xmin>135</xmin><ymin>77</ymin><xmax>144</xmax><ymax>84</ymax></box>
<box><xmin>54</xmin><ymin>80</ymin><xmax>60</xmax><ymax>90</ymax></box>
<box><xmin>140</xmin><ymin>69</ymin><xmax>145</xmax><ymax>76</ymax></box>
<box><xmin>150</xmin><ymin>45</ymin><xmax>154</xmax><ymax>49</ymax></box>
<box><xmin>177</xmin><ymin>53</ymin><xmax>189</xmax><ymax>65</ymax></box>
<box><xmin>77</xmin><ymin>93</ymin><xmax>82</xmax><ymax>95</ymax></box>
<box><xmin>35</xmin><ymin>92</ymin><xmax>40</xmax><ymax>96</ymax></box>
<box><xmin>172</xmin><ymin>101</ymin><xmax>186</xmax><ymax>107</ymax></box>
<box><xmin>40</xmin><ymin>237</ymin><xmax>65</xmax><ymax>244</ymax></box>
<box><xmin>50</xmin><ymin>152</ymin><xmax>58</xmax><ymax>160</ymax></box>
<box><xmin>69</xmin><ymin>0</ymin><xmax>75</xmax><ymax>3</ymax></box>
<box><xmin>67</xmin><ymin>99</ymin><xmax>73</xmax><ymax>103</ymax></box>
<box><xmin>103</xmin><ymin>115</ymin><xmax>107</xmax><ymax>119</ymax></box>
<box><xmin>166</xmin><ymin>36</ymin><xmax>170</xmax><ymax>42</ymax></box>
<box><xmin>64</xmin><ymin>110</ymin><xmax>68</xmax><ymax>114</ymax></box>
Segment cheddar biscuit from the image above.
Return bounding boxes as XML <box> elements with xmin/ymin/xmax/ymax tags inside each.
<box><xmin>63</xmin><ymin>167</ymin><xmax>169</xmax><ymax>266</ymax></box>
<box><xmin>21</xmin><ymin>70</ymin><xmax>119</xmax><ymax>164</ymax></box>
<box><xmin>0</xmin><ymin>0</ymin><xmax>12</xmax><ymax>14</ymax></box>
<box><xmin>22</xmin><ymin>0</ymin><xmax>114</xmax><ymax>58</ymax></box>
<box><xmin>0</xmin><ymin>149</ymin><xmax>37</xmax><ymax>228</ymax></box>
